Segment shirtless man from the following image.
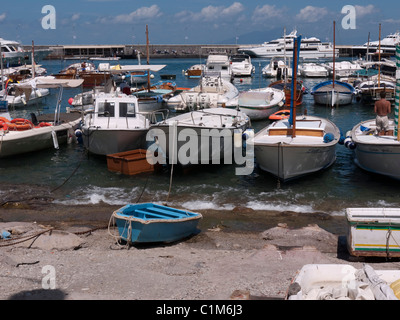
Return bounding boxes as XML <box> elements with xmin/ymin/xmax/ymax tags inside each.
<box><xmin>374</xmin><ymin>91</ymin><xmax>391</xmax><ymax>135</ymax></box>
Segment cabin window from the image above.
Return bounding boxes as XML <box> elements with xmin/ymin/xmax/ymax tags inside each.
<box><xmin>222</xmin><ymin>66</ymin><xmax>228</xmax><ymax>70</ymax></box>
<box><xmin>119</xmin><ymin>102</ymin><xmax>136</xmax><ymax>117</ymax></box>
<box><xmin>208</xmin><ymin>66</ymin><xmax>214</xmax><ymax>70</ymax></box>
<box><xmin>98</xmin><ymin>102</ymin><xmax>115</xmax><ymax>117</ymax></box>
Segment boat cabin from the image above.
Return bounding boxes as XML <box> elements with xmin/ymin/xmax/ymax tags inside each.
<box><xmin>204</xmin><ymin>54</ymin><xmax>232</xmax><ymax>81</ymax></box>
<box><xmin>87</xmin><ymin>93</ymin><xmax>149</xmax><ymax>128</ymax></box>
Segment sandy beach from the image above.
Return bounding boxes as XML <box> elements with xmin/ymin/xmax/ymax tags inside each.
<box><xmin>1</xmin><ymin>201</ymin><xmax>400</xmax><ymax>304</ymax></box>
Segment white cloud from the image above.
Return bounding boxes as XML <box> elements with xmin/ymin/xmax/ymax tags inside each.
<box><xmin>354</xmin><ymin>4</ymin><xmax>375</xmax><ymax>17</ymax></box>
<box><xmin>296</xmin><ymin>6</ymin><xmax>328</xmax><ymax>23</ymax></box>
<box><xmin>252</xmin><ymin>5</ymin><xmax>284</xmax><ymax>22</ymax></box>
<box><xmin>176</xmin><ymin>2</ymin><xmax>244</xmax><ymax>23</ymax></box>
<box><xmin>104</xmin><ymin>5</ymin><xmax>162</xmax><ymax>24</ymax></box>
<box><xmin>0</xmin><ymin>13</ymin><xmax>6</xmax><ymax>22</ymax></box>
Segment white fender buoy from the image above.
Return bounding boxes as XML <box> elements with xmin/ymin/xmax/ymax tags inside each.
<box><xmin>51</xmin><ymin>130</ymin><xmax>59</xmax><ymax>149</ymax></box>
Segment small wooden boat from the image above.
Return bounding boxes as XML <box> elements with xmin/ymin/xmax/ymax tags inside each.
<box><xmin>112</xmin><ymin>203</ymin><xmax>202</xmax><ymax>243</ymax></box>
<box><xmin>269</xmin><ymin>109</ymin><xmax>290</xmax><ymax>121</ymax></box>
<box><xmin>268</xmin><ymin>80</ymin><xmax>305</xmax><ymax>107</ymax></box>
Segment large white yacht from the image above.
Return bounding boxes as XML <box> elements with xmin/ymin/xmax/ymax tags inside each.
<box><xmin>238</xmin><ymin>29</ymin><xmax>337</xmax><ymax>59</ymax></box>
<box><xmin>353</xmin><ymin>31</ymin><xmax>400</xmax><ymax>54</ymax></box>
<box><xmin>1</xmin><ymin>37</ymin><xmax>52</xmax><ymax>65</ymax></box>
<box><xmin>0</xmin><ymin>38</ymin><xmax>26</xmax><ymax>63</ymax></box>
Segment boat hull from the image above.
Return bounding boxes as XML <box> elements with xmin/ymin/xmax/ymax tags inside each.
<box><xmin>253</xmin><ymin>116</ymin><xmax>340</xmax><ymax>181</ymax></box>
<box><xmin>112</xmin><ymin>203</ymin><xmax>202</xmax><ymax>243</ymax></box>
<box><xmin>313</xmin><ymin>91</ymin><xmax>353</xmax><ymax>106</ymax></box>
<box><xmin>254</xmin><ymin>143</ymin><xmax>337</xmax><ymax>181</ymax></box>
<box><xmin>82</xmin><ymin>128</ymin><xmax>148</xmax><ymax>156</ymax></box>
<box><xmin>0</xmin><ymin>120</ymin><xmax>79</xmax><ymax>158</ymax></box>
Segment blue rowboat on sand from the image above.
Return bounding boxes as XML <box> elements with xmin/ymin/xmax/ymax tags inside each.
<box><xmin>112</xmin><ymin>203</ymin><xmax>202</xmax><ymax>243</ymax></box>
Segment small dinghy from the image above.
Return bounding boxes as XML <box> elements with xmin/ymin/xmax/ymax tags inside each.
<box><xmin>111</xmin><ymin>203</ymin><xmax>202</xmax><ymax>243</ymax></box>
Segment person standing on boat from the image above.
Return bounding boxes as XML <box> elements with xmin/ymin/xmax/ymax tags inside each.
<box><xmin>374</xmin><ymin>91</ymin><xmax>391</xmax><ymax>135</ymax></box>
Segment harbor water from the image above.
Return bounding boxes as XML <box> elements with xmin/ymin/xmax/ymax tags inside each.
<box><xmin>1</xmin><ymin>58</ymin><xmax>398</xmax><ymax>234</ymax></box>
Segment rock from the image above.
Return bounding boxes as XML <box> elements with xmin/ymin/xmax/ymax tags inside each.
<box><xmin>260</xmin><ymin>224</ymin><xmax>338</xmax><ymax>253</ymax></box>
<box><xmin>21</xmin><ymin>230</ymin><xmax>85</xmax><ymax>251</ymax></box>
<box><xmin>230</xmin><ymin>290</ymin><xmax>250</xmax><ymax>300</ymax></box>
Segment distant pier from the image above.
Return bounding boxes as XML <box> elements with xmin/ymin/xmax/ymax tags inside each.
<box><xmin>25</xmin><ymin>44</ymin><xmax>378</xmax><ymax>61</ymax></box>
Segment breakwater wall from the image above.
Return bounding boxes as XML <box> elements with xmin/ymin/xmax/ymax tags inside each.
<box><xmin>25</xmin><ymin>44</ymin><xmax>359</xmax><ymax>60</ymax></box>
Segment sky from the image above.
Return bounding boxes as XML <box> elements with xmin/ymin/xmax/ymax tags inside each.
<box><xmin>0</xmin><ymin>0</ymin><xmax>400</xmax><ymax>46</ymax></box>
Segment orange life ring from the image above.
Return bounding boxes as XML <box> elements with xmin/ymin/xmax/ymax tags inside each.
<box><xmin>0</xmin><ymin>121</ymin><xmax>8</xmax><ymax>131</ymax></box>
<box><xmin>269</xmin><ymin>110</ymin><xmax>291</xmax><ymax>121</ymax></box>
<box><xmin>0</xmin><ymin>116</ymin><xmax>10</xmax><ymax>123</ymax></box>
<box><xmin>36</xmin><ymin>122</ymin><xmax>52</xmax><ymax>128</ymax></box>
<box><xmin>8</xmin><ymin>118</ymin><xmax>34</xmax><ymax>131</ymax></box>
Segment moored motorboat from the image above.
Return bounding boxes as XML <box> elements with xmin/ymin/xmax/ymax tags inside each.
<box><xmin>346</xmin><ymin>118</ymin><xmax>400</xmax><ymax>180</ymax></box>
<box><xmin>0</xmin><ymin>78</ymin><xmax>84</xmax><ymax>158</ymax></box>
<box><xmin>225</xmin><ymin>87</ymin><xmax>285</xmax><ymax>120</ymax></box>
<box><xmin>230</xmin><ymin>54</ymin><xmax>255</xmax><ymax>77</ymax></box>
<box><xmin>80</xmin><ymin>93</ymin><xmax>152</xmax><ymax>156</ymax></box>
<box><xmin>148</xmin><ymin>107</ymin><xmax>250</xmax><ymax>165</ymax></box>
<box><xmin>166</xmin><ymin>76</ymin><xmax>239</xmax><ymax>112</ymax></box>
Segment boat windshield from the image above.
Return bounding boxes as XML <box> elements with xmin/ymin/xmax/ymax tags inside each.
<box><xmin>98</xmin><ymin>102</ymin><xmax>115</xmax><ymax>117</ymax></box>
<box><xmin>119</xmin><ymin>102</ymin><xmax>136</xmax><ymax>117</ymax></box>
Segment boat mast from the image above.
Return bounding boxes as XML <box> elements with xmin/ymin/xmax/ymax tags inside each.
<box><xmin>333</xmin><ymin>21</ymin><xmax>335</xmax><ymax>88</ymax></box>
<box><xmin>289</xmin><ymin>36</ymin><xmax>301</xmax><ymax>138</ymax></box>
<box><xmin>31</xmin><ymin>40</ymin><xmax>35</xmax><ymax>79</ymax></box>
<box><xmin>146</xmin><ymin>24</ymin><xmax>150</xmax><ymax>92</ymax></box>
<box><xmin>0</xmin><ymin>44</ymin><xmax>3</xmax><ymax>91</ymax></box>
<box><xmin>284</xmin><ymin>27</ymin><xmax>287</xmax><ymax>83</ymax></box>
<box><xmin>378</xmin><ymin>23</ymin><xmax>381</xmax><ymax>88</ymax></box>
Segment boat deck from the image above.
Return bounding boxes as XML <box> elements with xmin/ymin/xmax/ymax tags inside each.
<box><xmin>254</xmin><ymin>116</ymin><xmax>337</xmax><ymax>145</ymax></box>
<box><xmin>353</xmin><ymin>119</ymin><xmax>400</xmax><ymax>145</ymax></box>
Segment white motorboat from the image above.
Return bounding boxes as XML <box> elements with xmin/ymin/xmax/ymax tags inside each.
<box><xmin>253</xmin><ymin>35</ymin><xmax>341</xmax><ymax>181</ymax></box>
<box><xmin>185</xmin><ymin>64</ymin><xmax>204</xmax><ymax>78</ymax></box>
<box><xmin>345</xmin><ymin>118</ymin><xmax>400</xmax><ymax>180</ymax></box>
<box><xmin>230</xmin><ymin>54</ymin><xmax>254</xmax><ymax>77</ymax></box>
<box><xmin>0</xmin><ymin>80</ymin><xmax>50</xmax><ymax>107</ymax></box>
<box><xmin>166</xmin><ymin>76</ymin><xmax>239</xmax><ymax>112</ymax></box>
<box><xmin>287</xmin><ymin>264</ymin><xmax>400</xmax><ymax>300</ymax></box>
<box><xmin>81</xmin><ymin>93</ymin><xmax>152</xmax><ymax>156</ymax></box>
<box><xmin>0</xmin><ymin>38</ymin><xmax>51</xmax><ymax>66</ymax></box>
<box><xmin>299</xmin><ymin>63</ymin><xmax>329</xmax><ymax>78</ymax></box>
<box><xmin>262</xmin><ymin>58</ymin><xmax>292</xmax><ymax>78</ymax></box>
<box><xmin>203</xmin><ymin>53</ymin><xmax>233</xmax><ymax>82</ymax></box>
<box><xmin>148</xmin><ymin>108</ymin><xmax>250</xmax><ymax>165</ymax></box>
<box><xmin>324</xmin><ymin>61</ymin><xmax>363</xmax><ymax>78</ymax></box>
<box><xmin>355</xmin><ymin>72</ymin><xmax>396</xmax><ymax>105</ymax></box>
<box><xmin>225</xmin><ymin>87</ymin><xmax>285</xmax><ymax>120</ymax></box>
<box><xmin>238</xmin><ymin>29</ymin><xmax>338</xmax><ymax>59</ymax></box>
<box><xmin>0</xmin><ymin>78</ymin><xmax>84</xmax><ymax>158</ymax></box>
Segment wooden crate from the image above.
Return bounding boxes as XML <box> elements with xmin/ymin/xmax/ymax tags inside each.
<box><xmin>107</xmin><ymin>149</ymin><xmax>154</xmax><ymax>175</ymax></box>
